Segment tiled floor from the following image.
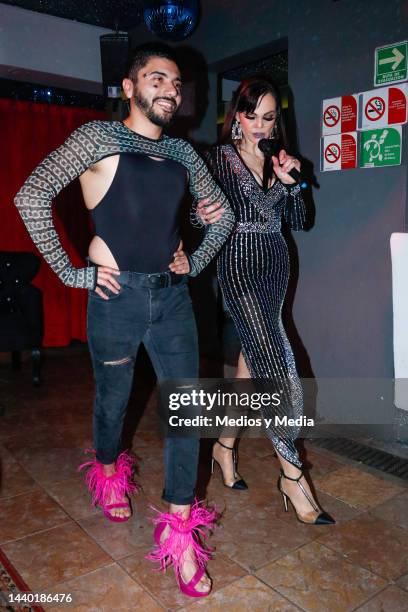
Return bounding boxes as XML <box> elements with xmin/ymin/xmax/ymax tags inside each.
<box><xmin>1</xmin><ymin>346</ymin><xmax>408</xmax><ymax>611</ymax></box>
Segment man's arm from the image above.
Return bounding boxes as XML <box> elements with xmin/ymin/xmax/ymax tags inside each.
<box><xmin>183</xmin><ymin>143</ymin><xmax>235</xmax><ymax>276</ymax></box>
<box><xmin>14</xmin><ymin>121</ymin><xmax>100</xmax><ymax>289</ymax></box>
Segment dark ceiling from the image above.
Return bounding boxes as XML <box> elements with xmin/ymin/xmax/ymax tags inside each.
<box><xmin>1</xmin><ymin>0</ymin><xmax>144</xmax><ymax>30</ymax></box>
<box><xmin>222</xmin><ymin>51</ymin><xmax>288</xmax><ymax>87</ymax></box>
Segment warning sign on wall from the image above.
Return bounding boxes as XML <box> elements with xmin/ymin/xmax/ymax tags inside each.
<box><xmin>358</xmin><ymin>84</ymin><xmax>407</xmax><ymax>129</ymax></box>
<box><xmin>321</xmin><ymin>132</ymin><xmax>358</xmax><ymax>171</ymax></box>
<box><xmin>359</xmin><ymin>127</ymin><xmax>402</xmax><ymax>168</ymax></box>
<box><xmin>322</xmin><ymin>95</ymin><xmax>358</xmax><ymax>135</ymax></box>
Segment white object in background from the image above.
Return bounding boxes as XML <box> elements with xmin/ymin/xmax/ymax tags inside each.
<box><xmin>391</xmin><ymin>232</ymin><xmax>408</xmax><ymax>410</ymax></box>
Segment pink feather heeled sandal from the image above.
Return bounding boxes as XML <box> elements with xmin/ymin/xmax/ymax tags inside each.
<box><xmin>146</xmin><ymin>500</ymin><xmax>218</xmax><ymax>598</ymax></box>
<box><xmin>79</xmin><ymin>450</ymin><xmax>138</xmax><ymax>522</ymax></box>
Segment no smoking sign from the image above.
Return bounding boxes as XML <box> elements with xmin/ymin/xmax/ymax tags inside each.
<box><xmin>365</xmin><ymin>96</ymin><xmax>385</xmax><ymax>121</ymax></box>
<box><xmin>321</xmin><ymin>133</ymin><xmax>357</xmax><ymax>172</ymax></box>
<box><xmin>322</xmin><ymin>96</ymin><xmax>357</xmax><ymax>135</ymax></box>
<box><xmin>323</xmin><ymin>105</ymin><xmax>340</xmax><ymax>128</ymax></box>
<box><xmin>324</xmin><ymin>142</ymin><xmax>341</xmax><ymax>164</ymax></box>
<box><xmin>358</xmin><ymin>84</ymin><xmax>407</xmax><ymax>129</ymax></box>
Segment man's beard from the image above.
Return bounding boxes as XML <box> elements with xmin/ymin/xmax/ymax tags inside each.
<box><xmin>134</xmin><ymin>91</ymin><xmax>177</xmax><ymax>127</ymax></box>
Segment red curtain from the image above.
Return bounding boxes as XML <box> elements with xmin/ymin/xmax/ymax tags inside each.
<box><xmin>0</xmin><ymin>98</ymin><xmax>106</xmax><ymax>346</ymax></box>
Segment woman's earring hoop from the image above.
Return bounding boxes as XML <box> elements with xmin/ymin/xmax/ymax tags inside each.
<box><xmin>232</xmin><ymin>120</ymin><xmax>242</xmax><ymax>140</ymax></box>
<box><xmin>270</xmin><ymin>125</ymin><xmax>278</xmax><ymax>140</ymax></box>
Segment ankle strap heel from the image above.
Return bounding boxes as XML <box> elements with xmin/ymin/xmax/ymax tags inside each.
<box><xmin>211</xmin><ymin>441</ymin><xmax>248</xmax><ymax>491</ymax></box>
<box><xmin>278</xmin><ymin>469</ymin><xmax>335</xmax><ymax>525</ymax></box>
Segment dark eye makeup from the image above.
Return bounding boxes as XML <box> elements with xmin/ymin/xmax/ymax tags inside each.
<box><xmin>244</xmin><ymin>113</ymin><xmax>276</xmax><ymax>120</ymax></box>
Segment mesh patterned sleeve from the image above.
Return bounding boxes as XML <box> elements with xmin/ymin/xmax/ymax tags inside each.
<box><xmin>182</xmin><ymin>143</ymin><xmax>235</xmax><ymax>274</ymax></box>
<box><xmin>14</xmin><ymin>120</ymin><xmax>235</xmax><ymax>287</ymax></box>
<box><xmin>14</xmin><ymin>122</ymin><xmax>100</xmax><ymax>289</ymax></box>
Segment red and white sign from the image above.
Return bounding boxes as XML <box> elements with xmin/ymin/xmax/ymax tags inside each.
<box><xmin>322</xmin><ymin>95</ymin><xmax>358</xmax><ymax>135</ymax></box>
<box><xmin>358</xmin><ymin>84</ymin><xmax>408</xmax><ymax>129</ymax></box>
<box><xmin>321</xmin><ymin>132</ymin><xmax>357</xmax><ymax>172</ymax></box>
<box><xmin>365</xmin><ymin>96</ymin><xmax>385</xmax><ymax>121</ymax></box>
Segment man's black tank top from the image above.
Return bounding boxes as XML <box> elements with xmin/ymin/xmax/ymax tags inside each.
<box><xmin>91</xmin><ymin>153</ymin><xmax>188</xmax><ymax>273</ymax></box>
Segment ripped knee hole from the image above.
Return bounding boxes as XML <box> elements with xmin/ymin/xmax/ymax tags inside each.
<box><xmin>103</xmin><ymin>356</ymin><xmax>133</xmax><ymax>366</ymax></box>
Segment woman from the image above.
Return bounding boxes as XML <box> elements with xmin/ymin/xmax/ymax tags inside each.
<box><xmin>200</xmin><ymin>77</ymin><xmax>334</xmax><ymax>525</ymax></box>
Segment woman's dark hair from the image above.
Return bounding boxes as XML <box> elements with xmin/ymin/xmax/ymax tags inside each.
<box><xmin>221</xmin><ymin>76</ymin><xmax>288</xmax><ymax>189</ymax></box>
<box><xmin>221</xmin><ymin>76</ymin><xmax>288</xmax><ymax>149</ymax></box>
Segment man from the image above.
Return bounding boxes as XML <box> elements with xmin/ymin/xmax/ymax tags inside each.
<box><xmin>14</xmin><ymin>43</ymin><xmax>234</xmax><ymax>597</ymax></box>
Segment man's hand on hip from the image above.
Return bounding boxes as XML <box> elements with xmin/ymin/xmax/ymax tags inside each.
<box><xmin>169</xmin><ymin>240</ymin><xmax>190</xmax><ymax>275</ymax></box>
<box><xmin>95</xmin><ymin>266</ymin><xmax>121</xmax><ymax>299</ymax></box>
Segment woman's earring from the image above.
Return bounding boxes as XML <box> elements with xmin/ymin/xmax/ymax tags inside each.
<box><xmin>232</xmin><ymin>119</ymin><xmax>242</xmax><ymax>140</ymax></box>
<box><xmin>270</xmin><ymin>125</ymin><xmax>278</xmax><ymax>140</ymax></box>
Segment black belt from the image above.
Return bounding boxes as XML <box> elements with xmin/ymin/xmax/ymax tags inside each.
<box><xmin>132</xmin><ymin>271</ymin><xmax>185</xmax><ymax>289</ymax></box>
<box><xmin>87</xmin><ymin>259</ymin><xmax>185</xmax><ymax>289</ymax></box>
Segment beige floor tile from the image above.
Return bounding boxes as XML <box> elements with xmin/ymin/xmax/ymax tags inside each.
<box><xmin>238</xmin><ymin>436</ymin><xmax>277</xmax><ymax>459</ymax></box>
<box><xmin>138</xmin><ymin>472</ymin><xmax>165</xmax><ymax>501</ymax></box>
<box><xmin>1</xmin><ymin>522</ymin><xmax>111</xmax><ymax>589</ymax></box>
<box><xmin>396</xmin><ymin>572</ymin><xmax>408</xmax><ymax>591</ymax></box>
<box><xmin>45</xmin><ymin>563</ymin><xmax>162</xmax><ymax>611</ymax></box>
<box><xmin>318</xmin><ymin>514</ymin><xmax>408</xmax><ymax>580</ymax></box>
<box><xmin>313</xmin><ymin>466</ymin><xmax>404</xmax><ymax>510</ymax></box>
<box><xmin>204</xmin><ymin>552</ymin><xmax>247</xmax><ymax>592</ymax></box>
<box><xmin>370</xmin><ymin>491</ymin><xmax>408</xmax><ymax>530</ymax></box>
<box><xmin>79</xmin><ymin>501</ymin><xmax>153</xmax><ymax>559</ymax></box>
<box><xmin>138</xmin><ymin>452</ymin><xmax>167</xmax><ymax>478</ymax></box>
<box><xmin>355</xmin><ymin>585</ymin><xmax>408</xmax><ymax>611</ymax></box>
<box><xmin>6</xmin><ymin>446</ymin><xmax>89</xmax><ymax>486</ymax></box>
<box><xmin>44</xmin><ymin>474</ymin><xmax>100</xmax><ymax>521</ymax></box>
<box><xmin>0</xmin><ymin>489</ymin><xmax>70</xmax><ymax>543</ymax></box>
<box><xmin>236</xmin><ymin>452</ymin><xmax>280</xmax><ymax>485</ymax></box>
<box><xmin>183</xmin><ymin>574</ymin><xmax>298</xmax><ymax>611</ymax></box>
<box><xmin>0</xmin><ymin>447</ymin><xmax>39</xmax><ymax>499</ymax></box>
<box><xmin>4</xmin><ymin>430</ymin><xmax>70</xmax><ymax>455</ymax></box>
<box><xmin>206</xmin><ymin>476</ymin><xmax>266</xmax><ymax>515</ymax></box>
<box><xmin>211</xmin><ymin>504</ymin><xmax>313</xmax><ymax>571</ymax></box>
<box><xmin>300</xmin><ymin>448</ymin><xmax>344</xmax><ymax>478</ymax></box>
<box><xmin>256</xmin><ymin>541</ymin><xmax>386</xmax><ymax>612</ymax></box>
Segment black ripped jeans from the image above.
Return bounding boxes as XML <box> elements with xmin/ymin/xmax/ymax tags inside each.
<box><xmin>87</xmin><ymin>271</ymin><xmax>199</xmax><ymax>505</ymax></box>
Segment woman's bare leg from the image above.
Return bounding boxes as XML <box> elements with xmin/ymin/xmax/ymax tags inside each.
<box><xmin>214</xmin><ymin>352</ymin><xmax>250</xmax><ymax>484</ymax></box>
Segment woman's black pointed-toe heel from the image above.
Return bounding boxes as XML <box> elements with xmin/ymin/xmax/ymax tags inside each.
<box><xmin>211</xmin><ymin>440</ymin><xmax>248</xmax><ymax>490</ymax></box>
<box><xmin>277</xmin><ymin>469</ymin><xmax>335</xmax><ymax>525</ymax></box>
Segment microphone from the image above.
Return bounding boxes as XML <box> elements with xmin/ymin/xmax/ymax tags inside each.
<box><xmin>258</xmin><ymin>139</ymin><xmax>307</xmax><ymax>189</ymax></box>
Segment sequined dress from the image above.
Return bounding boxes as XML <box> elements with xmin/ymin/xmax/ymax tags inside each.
<box><xmin>206</xmin><ymin>144</ymin><xmax>307</xmax><ymax>467</ymax></box>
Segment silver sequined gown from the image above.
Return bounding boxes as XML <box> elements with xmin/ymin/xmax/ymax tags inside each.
<box><xmin>206</xmin><ymin>144</ymin><xmax>307</xmax><ymax>467</ymax></box>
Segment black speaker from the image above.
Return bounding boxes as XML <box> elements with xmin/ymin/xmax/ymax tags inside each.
<box><xmin>100</xmin><ymin>32</ymin><xmax>130</xmax><ymax>98</ymax></box>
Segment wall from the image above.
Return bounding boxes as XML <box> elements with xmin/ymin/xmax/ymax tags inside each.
<box><xmin>289</xmin><ymin>0</ymin><xmax>407</xmax><ymax>377</ymax></box>
<box><xmin>131</xmin><ymin>0</ymin><xmax>407</xmax><ymax>379</ymax></box>
<box><xmin>0</xmin><ymin>4</ymin><xmax>111</xmax><ymax>93</ymax></box>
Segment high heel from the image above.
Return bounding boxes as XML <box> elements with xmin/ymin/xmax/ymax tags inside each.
<box><xmin>79</xmin><ymin>450</ymin><xmax>138</xmax><ymax>522</ymax></box>
<box><xmin>147</xmin><ymin>500</ymin><xmax>218</xmax><ymax>598</ymax></box>
<box><xmin>277</xmin><ymin>469</ymin><xmax>335</xmax><ymax>525</ymax></box>
<box><xmin>211</xmin><ymin>440</ymin><xmax>248</xmax><ymax>490</ymax></box>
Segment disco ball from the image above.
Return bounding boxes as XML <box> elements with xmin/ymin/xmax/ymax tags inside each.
<box><xmin>143</xmin><ymin>1</ymin><xmax>199</xmax><ymax>41</ymax></box>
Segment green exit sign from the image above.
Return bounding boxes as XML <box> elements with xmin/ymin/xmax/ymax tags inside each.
<box><xmin>375</xmin><ymin>41</ymin><xmax>408</xmax><ymax>86</ymax></box>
